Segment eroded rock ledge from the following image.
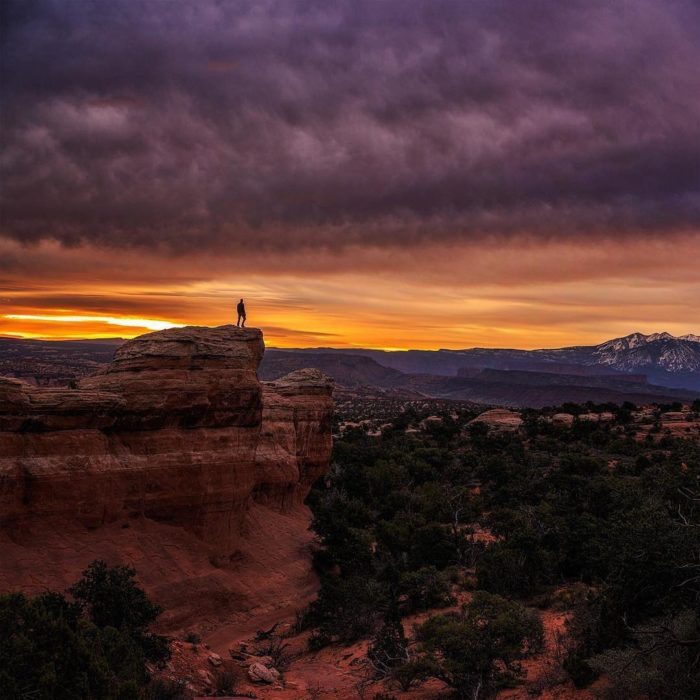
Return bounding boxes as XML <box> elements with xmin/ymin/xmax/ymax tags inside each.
<box><xmin>0</xmin><ymin>325</ymin><xmax>333</xmax><ymax>631</ymax></box>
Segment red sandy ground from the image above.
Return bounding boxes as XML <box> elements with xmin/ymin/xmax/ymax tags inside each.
<box><xmin>0</xmin><ymin>502</ymin><xmax>320</xmax><ymax>636</ymax></box>
<box><xmin>158</xmin><ymin>588</ymin><xmax>600</xmax><ymax>699</ymax></box>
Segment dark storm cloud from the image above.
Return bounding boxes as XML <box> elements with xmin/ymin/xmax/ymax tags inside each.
<box><xmin>1</xmin><ymin>0</ymin><xmax>699</xmax><ymax>253</ymax></box>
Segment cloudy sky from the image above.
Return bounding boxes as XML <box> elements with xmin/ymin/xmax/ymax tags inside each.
<box><xmin>1</xmin><ymin>0</ymin><xmax>699</xmax><ymax>348</ymax></box>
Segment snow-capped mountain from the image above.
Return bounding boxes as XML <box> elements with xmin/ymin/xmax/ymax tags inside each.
<box><xmin>593</xmin><ymin>332</ymin><xmax>700</xmax><ymax>374</ymax></box>
<box><xmin>264</xmin><ymin>331</ymin><xmax>700</xmax><ymax>395</ymax></box>
<box><xmin>400</xmin><ymin>331</ymin><xmax>700</xmax><ymax>391</ymax></box>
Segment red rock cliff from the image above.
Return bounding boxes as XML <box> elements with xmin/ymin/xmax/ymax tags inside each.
<box><xmin>0</xmin><ymin>325</ymin><xmax>334</xmax><ymax>631</ymax></box>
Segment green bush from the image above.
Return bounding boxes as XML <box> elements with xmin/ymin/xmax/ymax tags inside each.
<box><xmin>588</xmin><ymin>611</ymin><xmax>700</xmax><ymax>699</ymax></box>
<box><xmin>304</xmin><ymin>575</ymin><xmax>387</xmax><ymax>645</ymax></box>
<box><xmin>409</xmin><ymin>523</ymin><xmax>458</xmax><ymax>569</ymax></box>
<box><xmin>0</xmin><ymin>562</ymin><xmax>169</xmax><ymax>700</ymax></box>
<box><xmin>390</xmin><ymin>656</ymin><xmax>439</xmax><ymax>692</ymax></box>
<box><xmin>70</xmin><ymin>560</ymin><xmax>169</xmax><ymax>664</ymax></box>
<box><xmin>141</xmin><ymin>678</ymin><xmax>191</xmax><ymax>699</ymax></box>
<box><xmin>367</xmin><ymin>605</ymin><xmax>408</xmax><ymax>676</ymax></box>
<box><xmin>416</xmin><ymin>591</ymin><xmax>543</xmax><ymax>699</ymax></box>
<box><xmin>476</xmin><ymin>541</ymin><xmax>554</xmax><ymax>599</ymax></box>
<box><xmin>398</xmin><ymin>566</ymin><xmax>454</xmax><ymax>613</ymax></box>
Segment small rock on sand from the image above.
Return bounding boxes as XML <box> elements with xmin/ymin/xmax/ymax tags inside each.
<box><xmin>248</xmin><ymin>662</ymin><xmax>281</xmax><ymax>684</ymax></box>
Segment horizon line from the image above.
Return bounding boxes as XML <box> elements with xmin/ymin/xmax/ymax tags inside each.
<box><xmin>2</xmin><ymin>327</ymin><xmax>698</xmax><ymax>354</ymax></box>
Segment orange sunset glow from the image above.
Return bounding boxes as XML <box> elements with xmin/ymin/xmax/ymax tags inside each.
<box><xmin>2</xmin><ymin>234</ymin><xmax>698</xmax><ymax>349</ymax></box>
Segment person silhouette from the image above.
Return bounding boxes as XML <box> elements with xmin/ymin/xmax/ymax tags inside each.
<box><xmin>236</xmin><ymin>298</ymin><xmax>246</xmax><ymax>327</ymax></box>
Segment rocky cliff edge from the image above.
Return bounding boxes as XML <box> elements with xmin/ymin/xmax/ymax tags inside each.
<box><xmin>0</xmin><ymin>325</ymin><xmax>334</xmax><ymax>632</ymax></box>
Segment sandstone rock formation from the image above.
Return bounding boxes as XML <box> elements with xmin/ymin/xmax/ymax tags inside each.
<box><xmin>551</xmin><ymin>412</ymin><xmax>575</xmax><ymax>427</ymax></box>
<box><xmin>469</xmin><ymin>408</ymin><xmax>523</xmax><ymax>430</ymax></box>
<box><xmin>0</xmin><ymin>325</ymin><xmax>333</xmax><ymax>632</ymax></box>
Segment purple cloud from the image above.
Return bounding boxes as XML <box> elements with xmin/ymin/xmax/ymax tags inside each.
<box><xmin>1</xmin><ymin>0</ymin><xmax>699</xmax><ymax>253</ymax></box>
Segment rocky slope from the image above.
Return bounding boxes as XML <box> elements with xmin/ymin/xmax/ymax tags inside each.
<box><xmin>0</xmin><ymin>325</ymin><xmax>334</xmax><ymax>632</ymax></box>
<box><xmin>260</xmin><ymin>350</ymin><xmax>405</xmax><ymax>387</ymax></box>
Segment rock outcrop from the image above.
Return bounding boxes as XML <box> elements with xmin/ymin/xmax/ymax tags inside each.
<box><xmin>0</xmin><ymin>325</ymin><xmax>333</xmax><ymax>631</ymax></box>
<box><xmin>469</xmin><ymin>408</ymin><xmax>523</xmax><ymax>430</ymax></box>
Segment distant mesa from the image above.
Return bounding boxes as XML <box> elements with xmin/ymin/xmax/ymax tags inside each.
<box><xmin>259</xmin><ymin>331</ymin><xmax>700</xmax><ymax>406</ymax></box>
<box><xmin>260</xmin><ymin>351</ymin><xmax>404</xmax><ymax>388</ymax></box>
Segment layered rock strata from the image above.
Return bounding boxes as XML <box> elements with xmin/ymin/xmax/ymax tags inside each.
<box><xmin>0</xmin><ymin>325</ymin><xmax>333</xmax><ymax>630</ymax></box>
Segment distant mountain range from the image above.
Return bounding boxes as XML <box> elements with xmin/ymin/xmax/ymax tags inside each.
<box><xmin>261</xmin><ymin>332</ymin><xmax>700</xmax><ymax>407</ymax></box>
<box><xmin>592</xmin><ymin>332</ymin><xmax>700</xmax><ymax>378</ymax></box>
<box><xmin>1</xmin><ymin>331</ymin><xmax>698</xmax><ymax>407</ymax></box>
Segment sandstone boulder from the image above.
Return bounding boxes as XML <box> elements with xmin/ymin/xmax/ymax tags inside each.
<box><xmin>469</xmin><ymin>408</ymin><xmax>523</xmax><ymax>430</ymax></box>
<box><xmin>552</xmin><ymin>413</ymin><xmax>575</xmax><ymax>427</ymax></box>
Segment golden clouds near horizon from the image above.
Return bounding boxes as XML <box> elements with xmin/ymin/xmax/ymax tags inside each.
<box><xmin>1</xmin><ymin>315</ymin><xmax>186</xmax><ymax>339</ymax></box>
<box><xmin>5</xmin><ymin>314</ymin><xmax>184</xmax><ymax>333</ymax></box>
<box><xmin>1</xmin><ymin>234</ymin><xmax>698</xmax><ymax>349</ymax></box>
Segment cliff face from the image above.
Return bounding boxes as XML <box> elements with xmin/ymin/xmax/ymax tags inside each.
<box><xmin>0</xmin><ymin>326</ymin><xmax>333</xmax><ymax>631</ymax></box>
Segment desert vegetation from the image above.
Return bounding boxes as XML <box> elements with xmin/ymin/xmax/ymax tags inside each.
<box><xmin>0</xmin><ymin>562</ymin><xmax>173</xmax><ymax>700</ymax></box>
<box><xmin>3</xmin><ymin>396</ymin><xmax>700</xmax><ymax>698</ymax></box>
<box><xmin>302</xmin><ymin>400</ymin><xmax>700</xmax><ymax>698</ymax></box>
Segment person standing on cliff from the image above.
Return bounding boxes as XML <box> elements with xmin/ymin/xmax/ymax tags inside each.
<box><xmin>236</xmin><ymin>298</ymin><xmax>246</xmax><ymax>327</ymax></box>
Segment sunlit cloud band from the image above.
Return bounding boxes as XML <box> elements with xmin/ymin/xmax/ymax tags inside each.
<box><xmin>5</xmin><ymin>314</ymin><xmax>184</xmax><ymax>332</ymax></box>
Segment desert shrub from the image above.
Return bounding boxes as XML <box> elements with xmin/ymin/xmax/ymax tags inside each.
<box><xmin>562</xmin><ymin>648</ymin><xmax>598</xmax><ymax>688</ymax></box>
<box><xmin>253</xmin><ymin>635</ymin><xmax>294</xmax><ymax>670</ymax></box>
<box><xmin>476</xmin><ymin>541</ymin><xmax>552</xmax><ymax>598</ymax></box>
<box><xmin>390</xmin><ymin>656</ymin><xmax>438</xmax><ymax>692</ymax></box>
<box><xmin>398</xmin><ymin>566</ymin><xmax>454</xmax><ymax>613</ymax></box>
<box><xmin>367</xmin><ymin>605</ymin><xmax>408</xmax><ymax>676</ymax></box>
<box><xmin>416</xmin><ymin>591</ymin><xmax>543</xmax><ymax>699</ymax></box>
<box><xmin>308</xmin><ymin>629</ymin><xmax>332</xmax><ymax>651</ymax></box>
<box><xmin>409</xmin><ymin>523</ymin><xmax>458</xmax><ymax>569</ymax></box>
<box><xmin>375</xmin><ymin>511</ymin><xmax>424</xmax><ymax>558</ymax></box>
<box><xmin>290</xmin><ymin>607</ymin><xmax>309</xmax><ymax>634</ymax></box>
<box><xmin>0</xmin><ymin>563</ymin><xmax>169</xmax><ymax>700</ymax></box>
<box><xmin>213</xmin><ymin>668</ymin><xmax>241</xmax><ymax>696</ymax></box>
<box><xmin>318</xmin><ymin>523</ymin><xmax>375</xmax><ymax>574</ymax></box>
<box><xmin>366</xmin><ymin>459</ymin><xmax>408</xmax><ymax>500</ymax></box>
<box><xmin>70</xmin><ymin>560</ymin><xmax>169</xmax><ymax>664</ymax></box>
<box><xmin>304</xmin><ymin>576</ymin><xmax>387</xmax><ymax>646</ymax></box>
<box><xmin>588</xmin><ymin>611</ymin><xmax>700</xmax><ymax>699</ymax></box>
<box><xmin>598</xmin><ymin>502</ymin><xmax>697</xmax><ymax>625</ymax></box>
